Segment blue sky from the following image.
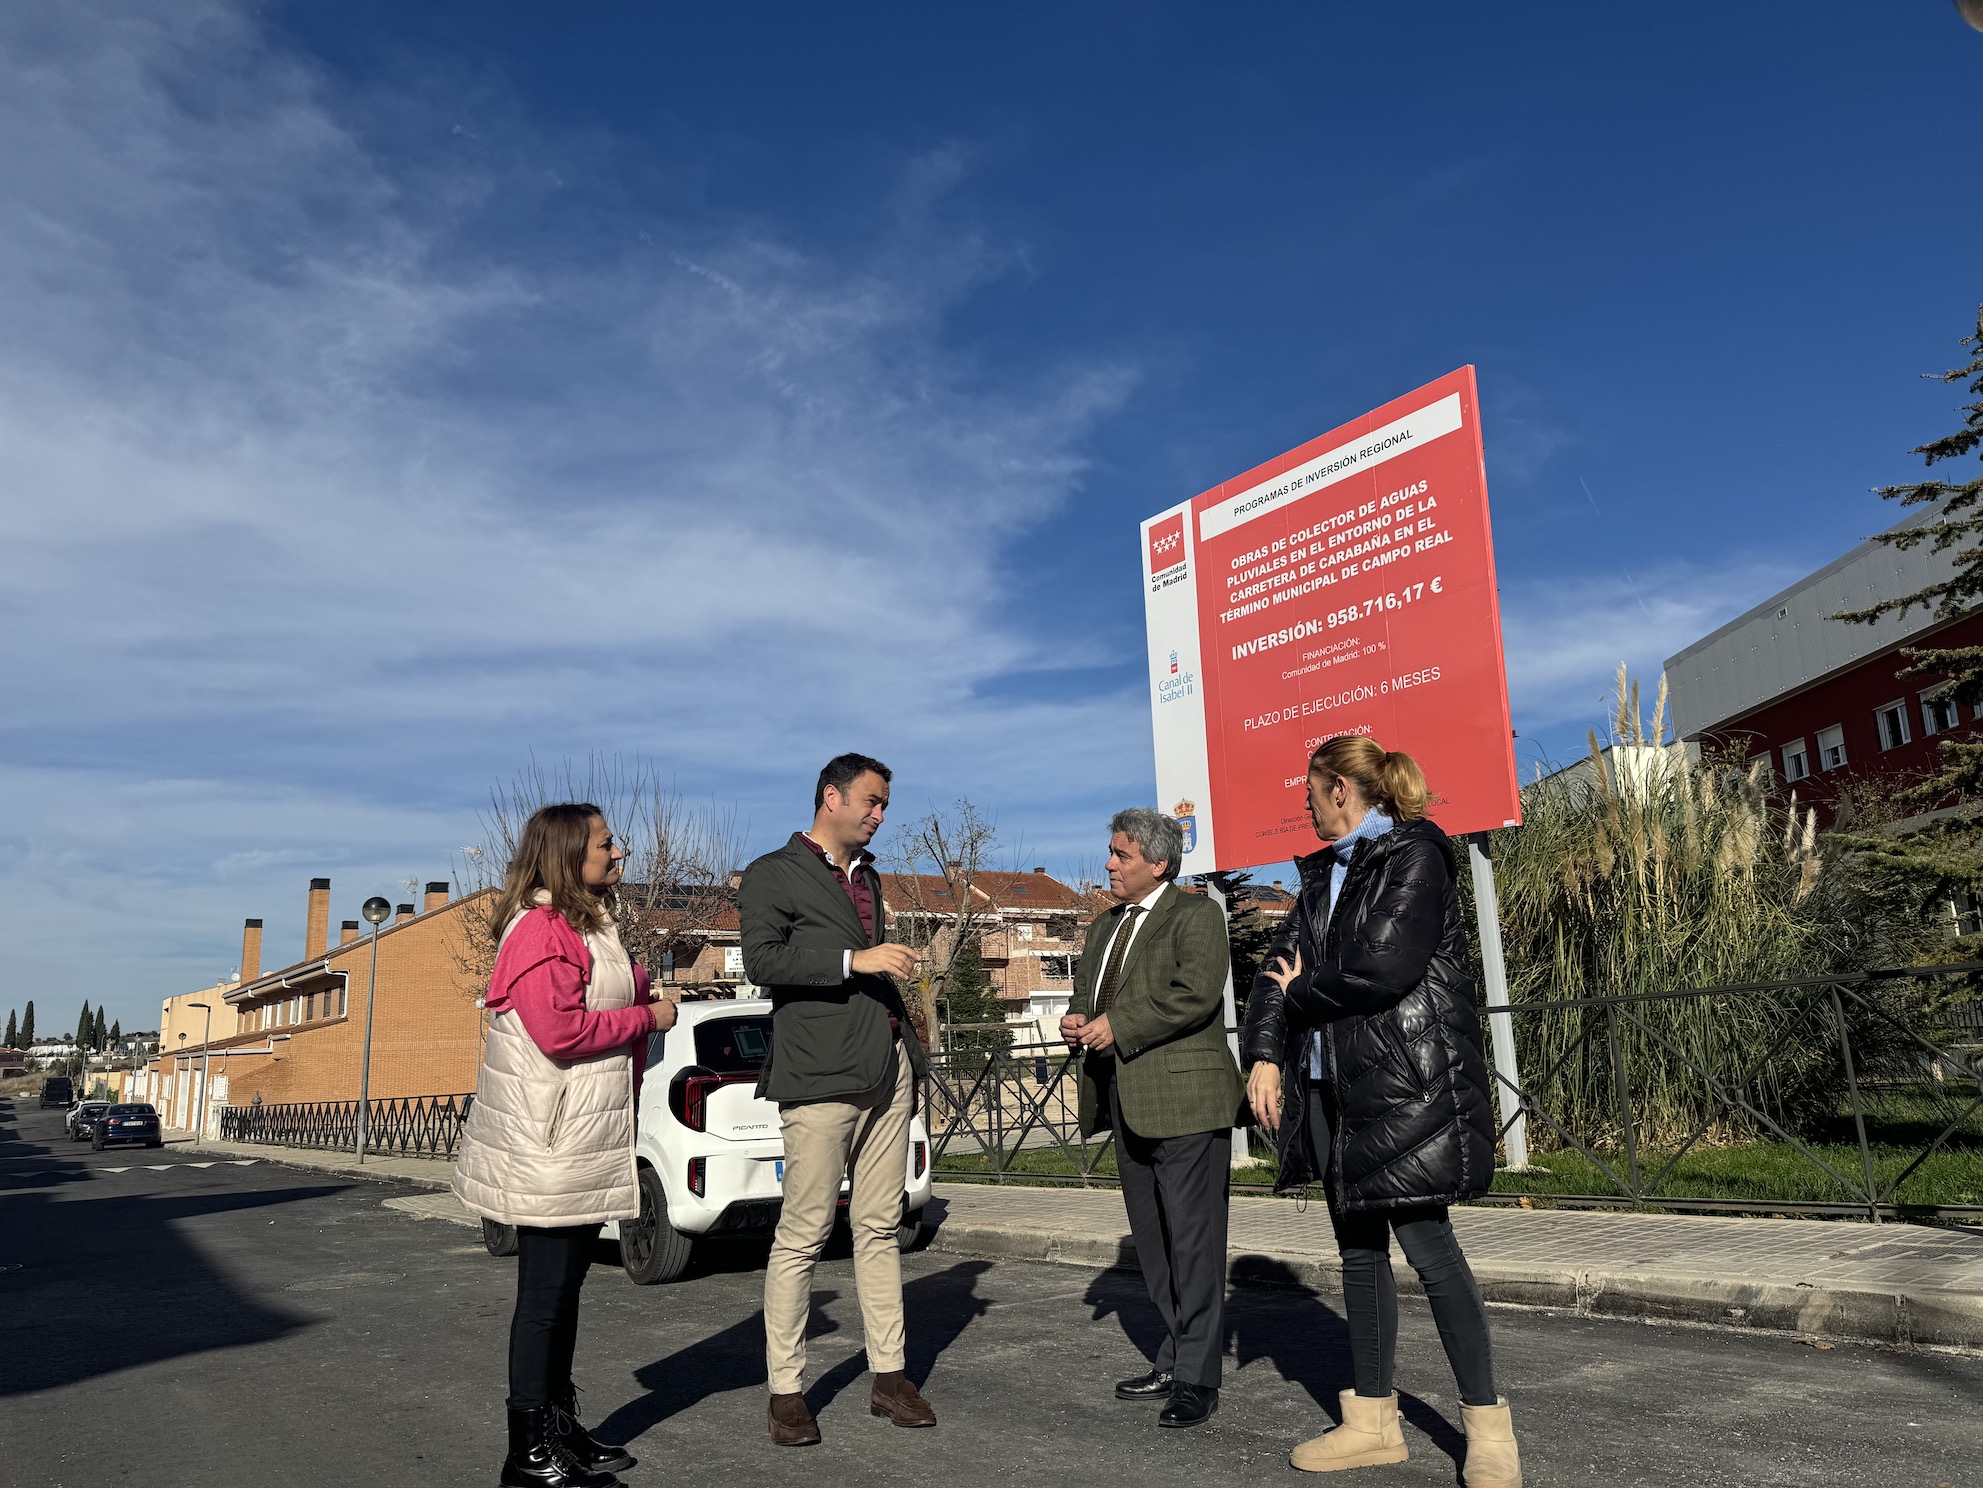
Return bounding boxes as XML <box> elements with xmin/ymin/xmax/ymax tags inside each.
<box><xmin>4</xmin><ymin>3</ymin><xmax>1980</xmax><ymax>1031</ymax></box>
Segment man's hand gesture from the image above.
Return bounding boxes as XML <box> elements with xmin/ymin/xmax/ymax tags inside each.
<box><xmin>852</xmin><ymin>944</ymin><xmax>921</xmax><ymax>979</ymax></box>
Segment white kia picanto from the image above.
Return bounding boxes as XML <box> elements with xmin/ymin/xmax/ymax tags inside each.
<box><xmin>597</xmin><ymin>997</ymin><xmax>934</xmax><ymax>1284</ymax></box>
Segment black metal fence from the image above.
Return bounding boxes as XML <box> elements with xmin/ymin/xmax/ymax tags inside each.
<box><xmin>1476</xmin><ymin>962</ymin><xmax>1983</xmax><ymax>1223</ymax></box>
<box><xmin>922</xmin><ymin>963</ymin><xmax>1983</xmax><ymax>1223</ymax></box>
<box><xmin>218</xmin><ymin>1093</ymin><xmax>475</xmax><ymax>1159</ymax></box>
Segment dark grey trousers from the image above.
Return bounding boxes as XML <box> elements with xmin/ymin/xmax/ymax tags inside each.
<box><xmin>1111</xmin><ymin>1079</ymin><xmax>1231</xmax><ymax>1389</ymax></box>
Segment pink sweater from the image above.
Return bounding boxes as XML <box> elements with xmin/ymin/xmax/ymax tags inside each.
<box><xmin>487</xmin><ymin>907</ymin><xmax>654</xmax><ymax>1088</ymax></box>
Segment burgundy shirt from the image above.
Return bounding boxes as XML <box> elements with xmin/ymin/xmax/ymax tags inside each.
<box><xmin>794</xmin><ymin>831</ymin><xmax>877</xmax><ymax>941</ymax></box>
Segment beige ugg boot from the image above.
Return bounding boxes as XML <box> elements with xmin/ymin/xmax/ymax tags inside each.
<box><xmin>1459</xmin><ymin>1399</ymin><xmax>1523</xmax><ymax>1487</ymax></box>
<box><xmin>1290</xmin><ymin>1389</ymin><xmax>1408</xmax><ymax>1473</ymax></box>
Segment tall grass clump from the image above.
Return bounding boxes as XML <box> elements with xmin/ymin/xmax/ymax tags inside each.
<box><xmin>1477</xmin><ymin>668</ymin><xmax>1941</xmax><ymax>1151</ymax></box>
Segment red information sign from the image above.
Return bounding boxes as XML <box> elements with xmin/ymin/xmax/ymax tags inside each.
<box><xmin>1142</xmin><ymin>366</ymin><xmax>1520</xmax><ymax>873</ymax></box>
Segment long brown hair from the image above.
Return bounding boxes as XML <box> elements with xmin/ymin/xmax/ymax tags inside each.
<box><xmin>490</xmin><ymin>802</ymin><xmax>609</xmax><ymax>944</ymax></box>
<box><xmin>1309</xmin><ymin>735</ymin><xmax>1430</xmax><ymax>821</ymax></box>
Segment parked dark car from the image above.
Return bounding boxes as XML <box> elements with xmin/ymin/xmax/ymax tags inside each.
<box><xmin>39</xmin><ymin>1077</ymin><xmax>74</xmax><ymax>1108</ymax></box>
<box><xmin>93</xmin><ymin>1104</ymin><xmax>163</xmax><ymax>1151</ymax></box>
<box><xmin>67</xmin><ymin>1101</ymin><xmax>112</xmax><ymax>1141</ymax></box>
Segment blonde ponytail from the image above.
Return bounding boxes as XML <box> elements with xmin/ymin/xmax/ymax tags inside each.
<box><xmin>1309</xmin><ymin>735</ymin><xmax>1430</xmax><ymax>821</ymax></box>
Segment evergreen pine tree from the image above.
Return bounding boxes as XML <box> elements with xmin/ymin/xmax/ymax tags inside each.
<box><xmin>93</xmin><ymin>1007</ymin><xmax>107</xmax><ymax>1050</ymax></box>
<box><xmin>110</xmin><ymin>1019</ymin><xmax>122</xmax><ymax>1047</ymax></box>
<box><xmin>20</xmin><ymin>1001</ymin><xmax>33</xmax><ymax>1046</ymax></box>
<box><xmin>76</xmin><ymin>1000</ymin><xmax>92</xmax><ymax>1047</ymax></box>
<box><xmin>4</xmin><ymin>1010</ymin><xmax>15</xmax><ymax>1048</ymax></box>
<box><xmin>1203</xmin><ymin>870</ymin><xmax>1281</xmax><ymax>1027</ymax></box>
<box><xmin>1838</xmin><ymin>306</ymin><xmax>1983</xmax><ymax>797</ymax></box>
<box><xmin>941</xmin><ymin>935</ymin><xmax>1012</xmax><ymax>1051</ymax></box>
<box><xmin>1831</xmin><ymin>307</ymin><xmax>1983</xmax><ymax>913</ymax></box>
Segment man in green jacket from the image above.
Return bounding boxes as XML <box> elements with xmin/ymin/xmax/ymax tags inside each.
<box><xmin>1062</xmin><ymin>807</ymin><xmax>1241</xmax><ymax>1429</ymax></box>
<box><xmin>740</xmin><ymin>752</ymin><xmax>932</xmax><ymax>1446</ymax></box>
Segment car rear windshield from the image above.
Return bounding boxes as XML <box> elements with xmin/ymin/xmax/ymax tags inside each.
<box><xmin>694</xmin><ymin>1016</ymin><xmax>772</xmax><ymax>1074</ymax></box>
<box><xmin>110</xmin><ymin>1105</ymin><xmax>154</xmax><ymax>1115</ymax></box>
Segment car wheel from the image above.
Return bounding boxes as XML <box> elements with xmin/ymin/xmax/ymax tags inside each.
<box><xmin>620</xmin><ymin>1164</ymin><xmax>695</xmax><ymax>1285</ymax></box>
<box><xmin>481</xmin><ymin>1219</ymin><xmax>519</xmax><ymax>1258</ymax></box>
<box><xmin>896</xmin><ymin>1209</ymin><xmax>927</xmax><ymax>1253</ymax></box>
<box><xmin>147</xmin><ymin>1140</ymin><xmax>163</xmax><ymax>1149</ymax></box>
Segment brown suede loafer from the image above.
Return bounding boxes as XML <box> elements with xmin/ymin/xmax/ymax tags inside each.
<box><xmin>869</xmin><ymin>1370</ymin><xmax>937</xmax><ymax>1428</ymax></box>
<box><xmin>768</xmin><ymin>1392</ymin><xmax>821</xmax><ymax>1447</ymax></box>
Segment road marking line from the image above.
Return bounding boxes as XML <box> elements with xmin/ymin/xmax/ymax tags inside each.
<box><xmin>186</xmin><ymin>1162</ymin><xmax>215</xmax><ymax>1169</ymax></box>
<box><xmin>100</xmin><ymin>1167</ymin><xmax>130</xmax><ymax>1173</ymax></box>
<box><xmin>143</xmin><ymin>1164</ymin><xmax>173</xmax><ymax>1171</ymax></box>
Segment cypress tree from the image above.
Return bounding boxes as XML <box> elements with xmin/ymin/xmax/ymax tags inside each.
<box><xmin>4</xmin><ymin>1010</ymin><xmax>15</xmax><ymax>1048</ymax></box>
<box><xmin>76</xmin><ymin>1000</ymin><xmax>92</xmax><ymax>1047</ymax></box>
<box><xmin>93</xmin><ymin>1007</ymin><xmax>107</xmax><ymax>1050</ymax></box>
<box><xmin>110</xmin><ymin>1019</ymin><xmax>122</xmax><ymax>1046</ymax></box>
<box><xmin>20</xmin><ymin>1002</ymin><xmax>33</xmax><ymax>1046</ymax></box>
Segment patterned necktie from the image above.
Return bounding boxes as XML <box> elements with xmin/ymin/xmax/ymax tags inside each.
<box><xmin>1094</xmin><ymin>905</ymin><xmax>1145</xmax><ymax>1016</ymax></box>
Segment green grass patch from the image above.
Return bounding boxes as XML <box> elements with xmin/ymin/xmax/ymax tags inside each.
<box><xmin>1488</xmin><ymin>1140</ymin><xmax>1983</xmax><ymax>1210</ymax></box>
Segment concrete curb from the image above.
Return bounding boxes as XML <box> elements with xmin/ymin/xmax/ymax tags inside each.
<box><xmin>923</xmin><ymin>1219</ymin><xmax>1983</xmax><ymax>1352</ymax></box>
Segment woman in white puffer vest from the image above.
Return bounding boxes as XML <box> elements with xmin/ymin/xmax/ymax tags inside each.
<box><xmin>454</xmin><ymin>803</ymin><xmax>676</xmax><ymax>1488</ymax></box>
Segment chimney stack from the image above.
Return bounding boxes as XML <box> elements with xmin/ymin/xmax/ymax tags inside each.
<box><xmin>394</xmin><ymin>902</ymin><xmax>415</xmax><ymax>924</ymax></box>
<box><xmin>1033</xmin><ymin>866</ymin><xmax>1046</xmax><ymax>874</ymax></box>
<box><xmin>339</xmin><ymin>920</ymin><xmax>360</xmax><ymax>946</ymax></box>
<box><xmin>424</xmin><ymin>881</ymin><xmax>449</xmax><ymax>913</ymax></box>
<box><xmin>305</xmin><ymin>879</ymin><xmax>330</xmax><ymax>961</ymax></box>
<box><xmin>240</xmin><ymin>919</ymin><xmax>263</xmax><ymax>982</ymax></box>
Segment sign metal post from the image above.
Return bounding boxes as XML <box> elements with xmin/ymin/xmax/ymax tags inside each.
<box><xmin>1465</xmin><ymin>835</ymin><xmax>1529</xmax><ymax>1171</ymax></box>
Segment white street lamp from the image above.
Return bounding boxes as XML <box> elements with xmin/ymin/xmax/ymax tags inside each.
<box><xmin>354</xmin><ymin>896</ymin><xmax>392</xmax><ymax>1163</ymax></box>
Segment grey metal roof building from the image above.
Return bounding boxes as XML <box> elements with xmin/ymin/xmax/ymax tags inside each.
<box><xmin>1664</xmin><ymin>506</ymin><xmax>1965</xmax><ymax>739</ymax></box>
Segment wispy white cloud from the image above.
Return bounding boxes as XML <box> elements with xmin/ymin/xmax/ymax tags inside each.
<box><xmin>0</xmin><ymin>3</ymin><xmax>1143</xmax><ymax>1022</ymax></box>
<box><xmin>1498</xmin><ymin>557</ymin><xmax>1803</xmax><ymax>768</ymax></box>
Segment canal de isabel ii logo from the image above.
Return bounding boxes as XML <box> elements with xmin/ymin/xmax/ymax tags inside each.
<box><xmin>1158</xmin><ymin>650</ymin><xmax>1195</xmax><ymax>704</ymax></box>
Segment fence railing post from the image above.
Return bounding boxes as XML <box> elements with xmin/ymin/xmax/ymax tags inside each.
<box><xmin>1604</xmin><ymin>1001</ymin><xmax>1642</xmax><ymax>1199</ymax></box>
<box><xmin>1829</xmin><ymin>984</ymin><xmax>1881</xmax><ymax>1225</ymax></box>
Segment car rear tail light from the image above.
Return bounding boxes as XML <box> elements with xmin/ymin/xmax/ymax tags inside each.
<box><xmin>687</xmin><ymin>1156</ymin><xmax>706</xmax><ymax>1196</ymax></box>
<box><xmin>668</xmin><ymin>1066</ymin><xmax>757</xmax><ymax>1132</ymax></box>
<box><xmin>913</xmin><ymin>1140</ymin><xmax>927</xmax><ymax>1180</ymax></box>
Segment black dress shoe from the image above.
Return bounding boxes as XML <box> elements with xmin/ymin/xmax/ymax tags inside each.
<box><xmin>1115</xmin><ymin>1369</ymin><xmax>1176</xmax><ymax>1401</ymax></box>
<box><xmin>1158</xmin><ymin>1382</ymin><xmax>1218</xmax><ymax>1428</ymax></box>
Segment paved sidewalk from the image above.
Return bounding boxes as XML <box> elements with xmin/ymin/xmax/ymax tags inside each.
<box><xmin>928</xmin><ymin>1183</ymin><xmax>1983</xmax><ymax>1351</ymax></box>
<box><xmin>208</xmin><ymin>1132</ymin><xmax>1983</xmax><ymax>1352</ymax></box>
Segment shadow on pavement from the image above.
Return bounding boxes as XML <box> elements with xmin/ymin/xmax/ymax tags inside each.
<box><xmin>1227</xmin><ymin>1256</ymin><xmax>1466</xmax><ymax>1471</ymax></box>
<box><xmin>0</xmin><ymin>1101</ymin><xmax>331</xmax><ymax>1397</ymax></box>
<box><xmin>600</xmin><ymin>1257</ymin><xmax>995</xmax><ymax>1443</ymax></box>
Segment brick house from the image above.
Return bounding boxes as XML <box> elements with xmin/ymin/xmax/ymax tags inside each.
<box><xmin>879</xmin><ymin>867</ymin><xmax>1095</xmax><ymax>1038</ymax></box>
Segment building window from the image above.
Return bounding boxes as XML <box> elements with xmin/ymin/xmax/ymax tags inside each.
<box><xmin>338</xmin><ymin>984</ymin><xmax>348</xmax><ymax>1017</ymax></box>
<box><xmin>1816</xmin><ymin>724</ymin><xmax>1847</xmax><ymax>771</ymax></box>
<box><xmin>1781</xmin><ymin>739</ymin><xmax>1810</xmax><ymax>783</ymax></box>
<box><xmin>1039</xmin><ymin>954</ymin><xmax>1075</xmax><ymax>981</ymax></box>
<box><xmin>1876</xmin><ymin>701</ymin><xmax>1911</xmax><ymax>751</ymax></box>
<box><xmin>305</xmin><ymin>993</ymin><xmax>317</xmax><ymax>1022</ymax></box>
<box><xmin>1924</xmin><ymin>692</ymin><xmax>1961</xmax><ymax>735</ymax></box>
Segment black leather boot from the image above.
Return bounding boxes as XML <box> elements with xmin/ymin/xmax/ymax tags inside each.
<box><xmin>552</xmin><ymin>1385</ymin><xmax>636</xmax><ymax>1474</ymax></box>
<box><xmin>501</xmin><ymin>1405</ymin><xmax>623</xmax><ymax>1488</ymax></box>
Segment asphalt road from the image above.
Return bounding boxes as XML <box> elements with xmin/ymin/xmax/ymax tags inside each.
<box><xmin>2</xmin><ymin>1098</ymin><xmax>1977</xmax><ymax>1488</ymax></box>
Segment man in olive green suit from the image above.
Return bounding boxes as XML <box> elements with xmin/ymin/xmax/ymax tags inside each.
<box><xmin>1061</xmin><ymin>807</ymin><xmax>1242</xmax><ymax>1429</ymax></box>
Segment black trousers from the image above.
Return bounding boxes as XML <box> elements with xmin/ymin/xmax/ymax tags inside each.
<box><xmin>508</xmin><ymin>1223</ymin><xmax>602</xmax><ymax>1410</ymax></box>
<box><xmin>1308</xmin><ymin>1084</ymin><xmax>1497</xmax><ymax>1407</ymax></box>
<box><xmin>1111</xmin><ymin>1078</ymin><xmax>1231</xmax><ymax>1389</ymax></box>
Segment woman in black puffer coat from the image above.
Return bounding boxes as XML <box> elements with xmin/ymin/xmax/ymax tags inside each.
<box><xmin>1242</xmin><ymin>736</ymin><xmax>1521</xmax><ymax>1486</ymax></box>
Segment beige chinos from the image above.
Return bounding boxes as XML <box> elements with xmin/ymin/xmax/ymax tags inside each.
<box><xmin>763</xmin><ymin>1051</ymin><xmax>913</xmax><ymax>1393</ymax></box>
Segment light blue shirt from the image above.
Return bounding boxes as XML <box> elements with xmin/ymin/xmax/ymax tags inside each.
<box><xmin>1307</xmin><ymin>807</ymin><xmax>1395</xmax><ymax>1081</ymax></box>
